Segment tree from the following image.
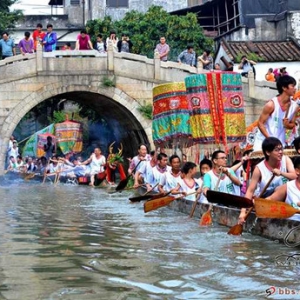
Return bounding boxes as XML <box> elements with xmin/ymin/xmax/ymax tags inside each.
<box><xmin>86</xmin><ymin>5</ymin><xmax>213</xmax><ymax>61</ymax></box>
<box><xmin>0</xmin><ymin>0</ymin><xmax>22</xmax><ymax>33</ymax></box>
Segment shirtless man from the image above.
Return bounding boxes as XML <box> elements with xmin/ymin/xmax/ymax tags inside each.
<box><xmin>253</xmin><ymin>75</ymin><xmax>299</xmax><ymax>151</ymax></box>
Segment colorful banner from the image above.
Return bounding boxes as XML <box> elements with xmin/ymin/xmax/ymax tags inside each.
<box><xmin>152</xmin><ymin>82</ymin><xmax>191</xmax><ymax>146</ymax></box>
<box><xmin>22</xmin><ymin>124</ymin><xmax>55</xmax><ymax>158</ymax></box>
<box><xmin>55</xmin><ymin>120</ymin><xmax>83</xmax><ymax>154</ymax></box>
<box><xmin>184</xmin><ymin>72</ymin><xmax>246</xmax><ymax>147</ymax></box>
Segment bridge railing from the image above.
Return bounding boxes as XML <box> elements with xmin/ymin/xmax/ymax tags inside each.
<box><xmin>0</xmin><ymin>45</ymin><xmax>279</xmax><ymax>100</ymax></box>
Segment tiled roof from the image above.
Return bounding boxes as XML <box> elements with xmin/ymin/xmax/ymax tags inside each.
<box><xmin>221</xmin><ymin>38</ymin><xmax>300</xmax><ymax>62</ymax></box>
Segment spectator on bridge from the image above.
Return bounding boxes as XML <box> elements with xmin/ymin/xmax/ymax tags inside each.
<box><xmin>198</xmin><ymin>50</ymin><xmax>213</xmax><ymax>71</ymax></box>
<box><xmin>42</xmin><ymin>24</ymin><xmax>57</xmax><ymax>52</ymax></box>
<box><xmin>214</xmin><ymin>63</ymin><xmax>221</xmax><ymax>70</ymax></box>
<box><xmin>62</xmin><ymin>42</ymin><xmax>72</xmax><ymax>50</ymax></box>
<box><xmin>75</xmin><ymin>29</ymin><xmax>93</xmax><ymax>50</ymax></box>
<box><xmin>265</xmin><ymin>68</ymin><xmax>276</xmax><ymax>82</ymax></box>
<box><xmin>32</xmin><ymin>23</ymin><xmax>46</xmax><ymax>52</ymax></box>
<box><xmin>177</xmin><ymin>45</ymin><xmax>196</xmax><ymax>67</ymax></box>
<box><xmin>19</xmin><ymin>32</ymin><xmax>34</xmax><ymax>55</ymax></box>
<box><xmin>117</xmin><ymin>33</ymin><xmax>133</xmax><ymax>53</ymax></box>
<box><xmin>0</xmin><ymin>32</ymin><xmax>16</xmax><ymax>60</ymax></box>
<box><xmin>238</xmin><ymin>55</ymin><xmax>256</xmax><ymax>79</ymax></box>
<box><xmin>155</xmin><ymin>37</ymin><xmax>170</xmax><ymax>62</ymax></box>
<box><xmin>274</xmin><ymin>67</ymin><xmax>288</xmax><ymax>82</ymax></box>
<box><xmin>94</xmin><ymin>34</ymin><xmax>106</xmax><ymax>53</ymax></box>
<box><xmin>106</xmin><ymin>30</ymin><xmax>118</xmax><ymax>52</ymax></box>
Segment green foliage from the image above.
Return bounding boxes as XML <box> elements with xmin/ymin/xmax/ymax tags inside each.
<box><xmin>108</xmin><ymin>153</ymin><xmax>124</xmax><ymax>164</ymax></box>
<box><xmin>137</xmin><ymin>103</ymin><xmax>153</xmax><ymax>120</ymax></box>
<box><xmin>86</xmin><ymin>5</ymin><xmax>213</xmax><ymax>61</ymax></box>
<box><xmin>0</xmin><ymin>0</ymin><xmax>22</xmax><ymax>32</ymax></box>
<box><xmin>50</xmin><ymin>110</ymin><xmax>67</xmax><ymax>124</ymax></box>
<box><xmin>102</xmin><ymin>76</ymin><xmax>115</xmax><ymax>87</ymax></box>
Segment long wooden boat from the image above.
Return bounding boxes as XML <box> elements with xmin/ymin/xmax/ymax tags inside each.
<box><xmin>132</xmin><ymin>185</ymin><xmax>300</xmax><ymax>246</ymax></box>
<box><xmin>166</xmin><ymin>198</ymin><xmax>300</xmax><ymax>246</ymax></box>
<box><xmin>3</xmin><ymin>170</ymin><xmax>106</xmax><ymax>186</ymax></box>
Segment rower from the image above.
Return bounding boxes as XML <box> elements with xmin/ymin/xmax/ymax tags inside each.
<box><xmin>267</xmin><ymin>156</ymin><xmax>300</xmax><ymax>217</ymax></box>
<box><xmin>253</xmin><ymin>75</ymin><xmax>299</xmax><ymax>151</ymax></box>
<box><xmin>158</xmin><ymin>154</ymin><xmax>182</xmax><ymax>195</ymax></box>
<box><xmin>202</xmin><ymin>150</ymin><xmax>241</xmax><ymax>197</ymax></box>
<box><xmin>173</xmin><ymin>162</ymin><xmax>202</xmax><ymax>201</ymax></box>
<box><xmin>144</xmin><ymin>152</ymin><xmax>170</xmax><ymax>192</ymax></box>
<box><xmin>128</xmin><ymin>144</ymin><xmax>151</xmax><ymax>176</ymax></box>
<box><xmin>239</xmin><ymin>137</ymin><xmax>297</xmax><ymax>224</ymax></box>
<box><xmin>80</xmin><ymin>148</ymin><xmax>106</xmax><ymax>187</ymax></box>
<box><xmin>198</xmin><ymin>158</ymin><xmax>212</xmax><ymax>203</ymax></box>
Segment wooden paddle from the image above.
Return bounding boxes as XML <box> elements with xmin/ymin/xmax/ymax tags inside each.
<box><xmin>130</xmin><ymin>190</ymin><xmax>172</xmax><ymax>203</ymax></box>
<box><xmin>144</xmin><ymin>191</ymin><xmax>197</xmax><ymax>213</ymax></box>
<box><xmin>189</xmin><ymin>183</ymin><xmax>204</xmax><ymax>218</ymax></box>
<box><xmin>115</xmin><ymin>159</ymin><xmax>143</xmax><ymax>191</ymax></box>
<box><xmin>206</xmin><ymin>190</ymin><xmax>253</xmax><ymax>208</ymax></box>
<box><xmin>227</xmin><ymin>174</ymin><xmax>275</xmax><ymax>235</ymax></box>
<box><xmin>254</xmin><ymin>198</ymin><xmax>300</xmax><ymax>219</ymax></box>
<box><xmin>199</xmin><ymin>172</ymin><xmax>223</xmax><ymax>226</ymax></box>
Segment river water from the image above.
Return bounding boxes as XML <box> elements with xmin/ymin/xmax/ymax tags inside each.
<box><xmin>0</xmin><ymin>178</ymin><xmax>299</xmax><ymax>300</ymax></box>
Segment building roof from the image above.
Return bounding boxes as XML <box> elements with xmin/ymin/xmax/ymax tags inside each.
<box><xmin>220</xmin><ymin>39</ymin><xmax>300</xmax><ymax>62</ymax></box>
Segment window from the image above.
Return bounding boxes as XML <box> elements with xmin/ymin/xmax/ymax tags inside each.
<box><xmin>70</xmin><ymin>0</ymin><xmax>80</xmax><ymax>5</ymax></box>
<box><xmin>106</xmin><ymin>0</ymin><xmax>129</xmax><ymax>8</ymax></box>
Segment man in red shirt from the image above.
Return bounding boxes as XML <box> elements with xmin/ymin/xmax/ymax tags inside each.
<box><xmin>32</xmin><ymin>23</ymin><xmax>46</xmax><ymax>51</ymax></box>
<box><xmin>75</xmin><ymin>29</ymin><xmax>93</xmax><ymax>50</ymax></box>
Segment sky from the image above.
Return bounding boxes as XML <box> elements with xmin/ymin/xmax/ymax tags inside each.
<box><xmin>11</xmin><ymin>0</ymin><xmax>63</xmax><ymax>15</ymax></box>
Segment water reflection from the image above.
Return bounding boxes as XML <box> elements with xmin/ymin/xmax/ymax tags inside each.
<box><xmin>0</xmin><ymin>180</ymin><xmax>298</xmax><ymax>299</ymax></box>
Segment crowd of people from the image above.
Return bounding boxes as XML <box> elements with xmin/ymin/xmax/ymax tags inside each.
<box><xmin>0</xmin><ymin>24</ymin><xmax>136</xmax><ymax>59</ymax></box>
<box><xmin>6</xmin><ymin>135</ymin><xmax>108</xmax><ymax>187</ymax></box>
<box><xmin>126</xmin><ymin>74</ymin><xmax>300</xmax><ymax>225</ymax></box>
<box><xmin>265</xmin><ymin>67</ymin><xmax>289</xmax><ymax>82</ymax></box>
<box><xmin>0</xmin><ymin>23</ymin><xmax>228</xmax><ymax>71</ymax></box>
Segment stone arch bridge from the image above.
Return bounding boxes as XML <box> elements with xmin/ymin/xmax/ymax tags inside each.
<box><xmin>0</xmin><ymin>47</ymin><xmax>277</xmax><ymax>174</ymax></box>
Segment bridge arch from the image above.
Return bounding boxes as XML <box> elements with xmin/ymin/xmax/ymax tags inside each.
<box><xmin>0</xmin><ymin>82</ymin><xmax>152</xmax><ymax>173</ymax></box>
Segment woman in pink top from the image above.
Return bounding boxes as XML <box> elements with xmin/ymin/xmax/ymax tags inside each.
<box><xmin>75</xmin><ymin>29</ymin><xmax>93</xmax><ymax>50</ymax></box>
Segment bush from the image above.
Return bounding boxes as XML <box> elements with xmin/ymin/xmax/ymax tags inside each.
<box><xmin>86</xmin><ymin>5</ymin><xmax>213</xmax><ymax>62</ymax></box>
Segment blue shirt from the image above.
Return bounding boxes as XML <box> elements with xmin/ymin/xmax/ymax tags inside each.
<box><xmin>0</xmin><ymin>38</ymin><xmax>15</xmax><ymax>57</ymax></box>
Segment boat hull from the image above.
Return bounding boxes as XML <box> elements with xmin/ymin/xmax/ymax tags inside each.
<box><xmin>168</xmin><ymin>198</ymin><xmax>300</xmax><ymax>246</ymax></box>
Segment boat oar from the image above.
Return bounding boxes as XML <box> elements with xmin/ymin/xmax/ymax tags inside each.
<box><xmin>115</xmin><ymin>160</ymin><xmax>143</xmax><ymax>191</ymax></box>
<box><xmin>144</xmin><ymin>191</ymin><xmax>197</xmax><ymax>213</ymax></box>
<box><xmin>130</xmin><ymin>190</ymin><xmax>172</xmax><ymax>203</ymax></box>
<box><xmin>189</xmin><ymin>183</ymin><xmax>204</xmax><ymax>218</ymax></box>
<box><xmin>199</xmin><ymin>172</ymin><xmax>223</xmax><ymax>226</ymax></box>
<box><xmin>254</xmin><ymin>198</ymin><xmax>300</xmax><ymax>219</ymax></box>
<box><xmin>206</xmin><ymin>191</ymin><xmax>253</xmax><ymax>208</ymax></box>
<box><xmin>227</xmin><ymin>174</ymin><xmax>275</xmax><ymax>235</ymax></box>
